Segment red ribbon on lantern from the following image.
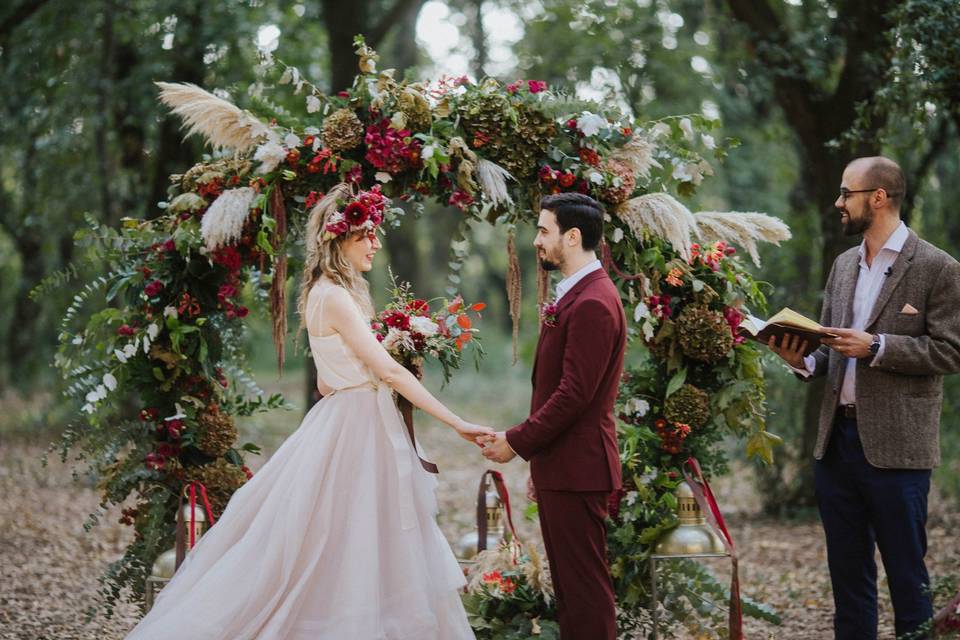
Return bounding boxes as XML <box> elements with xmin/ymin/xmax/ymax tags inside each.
<box><xmin>683</xmin><ymin>456</ymin><xmax>743</xmax><ymax>640</ymax></box>
<box><xmin>175</xmin><ymin>481</ymin><xmax>217</xmax><ymax>569</ymax></box>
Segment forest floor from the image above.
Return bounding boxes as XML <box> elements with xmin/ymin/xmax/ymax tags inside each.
<box><xmin>2</xmin><ymin>429</ymin><xmax>958</xmax><ymax>640</ymax></box>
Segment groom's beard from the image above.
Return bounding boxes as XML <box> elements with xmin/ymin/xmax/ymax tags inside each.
<box><xmin>842</xmin><ymin>201</ymin><xmax>873</xmax><ymax>236</ymax></box>
<box><xmin>540</xmin><ymin>258</ymin><xmax>560</xmax><ymax>271</ymax></box>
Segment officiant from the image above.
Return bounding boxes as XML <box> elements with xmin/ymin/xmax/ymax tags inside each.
<box><xmin>769</xmin><ymin>156</ymin><xmax>960</xmax><ymax>640</ymax></box>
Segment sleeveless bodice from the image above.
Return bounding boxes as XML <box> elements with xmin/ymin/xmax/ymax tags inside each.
<box><xmin>306</xmin><ymin>283</ymin><xmax>378</xmax><ymax>391</ymax></box>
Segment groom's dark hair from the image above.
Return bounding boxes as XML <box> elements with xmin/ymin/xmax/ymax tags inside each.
<box><xmin>540</xmin><ymin>192</ymin><xmax>604</xmax><ymax>251</ymax></box>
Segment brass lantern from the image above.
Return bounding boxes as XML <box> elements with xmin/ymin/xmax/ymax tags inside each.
<box><xmin>649</xmin><ymin>480</ymin><xmax>729</xmax><ymax>640</ymax></box>
<box><xmin>180</xmin><ymin>498</ymin><xmax>208</xmax><ymax>547</ymax></box>
<box><xmin>456</xmin><ymin>480</ymin><xmax>506</xmax><ymax>561</ymax></box>
<box><xmin>145</xmin><ymin>547</ymin><xmax>176</xmax><ymax>611</ymax></box>
<box><xmin>654</xmin><ymin>480</ymin><xmax>725</xmax><ymax>556</ymax></box>
<box><xmin>144</xmin><ymin>493</ymin><xmax>210</xmax><ymax>611</ymax></box>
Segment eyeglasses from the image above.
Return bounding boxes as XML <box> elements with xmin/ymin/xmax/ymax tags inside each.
<box><xmin>839</xmin><ymin>187</ymin><xmax>879</xmax><ymax>201</ymax></box>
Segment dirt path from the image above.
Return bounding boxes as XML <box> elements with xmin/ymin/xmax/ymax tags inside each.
<box><xmin>1</xmin><ymin>436</ymin><xmax>957</xmax><ymax>639</ymax></box>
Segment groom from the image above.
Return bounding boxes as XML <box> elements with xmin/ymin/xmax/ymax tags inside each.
<box><xmin>481</xmin><ymin>193</ymin><xmax>626</xmax><ymax>639</ymax></box>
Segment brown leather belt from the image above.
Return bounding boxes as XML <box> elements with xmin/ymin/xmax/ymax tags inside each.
<box><xmin>838</xmin><ymin>404</ymin><xmax>856</xmax><ymax>419</ymax></box>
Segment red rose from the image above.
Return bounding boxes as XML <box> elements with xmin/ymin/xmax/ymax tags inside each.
<box><xmin>162</xmin><ymin>239</ymin><xmax>176</xmax><ymax>252</ymax></box>
<box><xmin>506</xmin><ymin>80</ymin><xmax>521</xmax><ymax>94</ymax></box>
<box><xmin>218</xmin><ymin>284</ymin><xmax>237</xmax><ymax>300</ymax></box>
<box><xmin>528</xmin><ymin>79</ymin><xmax>547</xmax><ymax>93</ymax></box>
<box><xmin>558</xmin><ymin>172</ymin><xmax>575</xmax><ymax>188</ymax></box>
<box><xmin>236</xmin><ymin>306</ymin><xmax>249</xmax><ymax>318</ymax></box>
<box><xmin>117</xmin><ymin>324</ymin><xmax>136</xmax><ymax>336</ymax></box>
<box><xmin>144</xmin><ymin>280</ymin><xmax>164</xmax><ymax>297</ymax></box>
<box><xmin>383</xmin><ymin>310</ymin><xmax>411</xmax><ymax>331</ymax></box>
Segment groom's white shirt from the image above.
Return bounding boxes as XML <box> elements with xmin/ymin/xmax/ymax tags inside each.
<box><xmin>555</xmin><ymin>259</ymin><xmax>602</xmax><ymax>302</ymax></box>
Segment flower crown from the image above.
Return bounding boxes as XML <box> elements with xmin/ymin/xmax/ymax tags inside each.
<box><xmin>322</xmin><ymin>185</ymin><xmax>389</xmax><ymax>242</ymax></box>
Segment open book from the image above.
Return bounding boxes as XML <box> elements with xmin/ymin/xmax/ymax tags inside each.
<box><xmin>738</xmin><ymin>308</ymin><xmax>835</xmax><ymax>356</ymax></box>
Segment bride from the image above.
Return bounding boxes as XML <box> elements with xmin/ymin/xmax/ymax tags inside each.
<box><xmin>125</xmin><ymin>188</ymin><xmax>491</xmax><ymax>639</ymax></box>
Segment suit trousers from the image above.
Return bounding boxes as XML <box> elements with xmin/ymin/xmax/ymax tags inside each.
<box><xmin>815</xmin><ymin>414</ymin><xmax>932</xmax><ymax>639</ymax></box>
<box><xmin>537</xmin><ymin>489</ymin><xmax>616</xmax><ymax>640</ymax></box>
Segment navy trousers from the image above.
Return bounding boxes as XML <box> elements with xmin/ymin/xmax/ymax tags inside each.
<box><xmin>815</xmin><ymin>415</ymin><xmax>932</xmax><ymax>639</ymax></box>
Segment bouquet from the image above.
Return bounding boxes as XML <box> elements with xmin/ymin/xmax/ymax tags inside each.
<box><xmin>372</xmin><ymin>274</ymin><xmax>486</xmax><ymax>385</ymax></box>
<box><xmin>461</xmin><ymin>540</ymin><xmax>558</xmax><ymax>639</ymax></box>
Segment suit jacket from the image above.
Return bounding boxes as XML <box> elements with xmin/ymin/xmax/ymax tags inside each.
<box><xmin>506</xmin><ymin>269</ymin><xmax>626</xmax><ymax>491</ymax></box>
<box><xmin>805</xmin><ymin>228</ymin><xmax>960</xmax><ymax>469</ymax></box>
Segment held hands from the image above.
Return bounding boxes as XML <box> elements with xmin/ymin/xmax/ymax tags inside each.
<box><xmin>477</xmin><ymin>431</ymin><xmax>517</xmax><ymax>463</ymax></box>
<box><xmin>454</xmin><ymin>419</ymin><xmax>495</xmax><ymax>446</ymax></box>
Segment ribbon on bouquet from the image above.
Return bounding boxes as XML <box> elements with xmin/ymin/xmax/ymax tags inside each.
<box><xmin>682</xmin><ymin>457</ymin><xmax>744</xmax><ymax>640</ymax></box>
<box><xmin>396</xmin><ymin>395</ymin><xmax>439</xmax><ymax>474</ymax></box>
<box><xmin>174</xmin><ymin>481</ymin><xmax>217</xmax><ymax>569</ymax></box>
<box><xmin>477</xmin><ymin>470</ymin><xmax>520</xmax><ymax>553</ymax></box>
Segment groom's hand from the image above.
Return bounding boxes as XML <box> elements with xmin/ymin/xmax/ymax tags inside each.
<box><xmin>481</xmin><ymin>431</ymin><xmax>517</xmax><ymax>463</ymax></box>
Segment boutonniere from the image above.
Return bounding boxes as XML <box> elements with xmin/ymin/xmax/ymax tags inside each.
<box><xmin>540</xmin><ymin>299</ymin><xmax>559</xmax><ymax>327</ymax></box>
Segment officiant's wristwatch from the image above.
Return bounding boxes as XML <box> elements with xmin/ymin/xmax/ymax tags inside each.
<box><xmin>868</xmin><ymin>334</ymin><xmax>881</xmax><ymax>356</ymax></box>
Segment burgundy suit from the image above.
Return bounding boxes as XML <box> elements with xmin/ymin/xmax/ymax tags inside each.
<box><xmin>506</xmin><ymin>269</ymin><xmax>626</xmax><ymax>639</ymax></box>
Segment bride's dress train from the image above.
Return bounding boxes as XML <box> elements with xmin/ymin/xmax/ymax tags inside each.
<box><xmin>125</xmin><ymin>282</ymin><xmax>475</xmax><ymax>639</ymax></box>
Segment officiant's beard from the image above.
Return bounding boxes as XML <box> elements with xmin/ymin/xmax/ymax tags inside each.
<box><xmin>841</xmin><ymin>201</ymin><xmax>873</xmax><ymax>236</ymax></box>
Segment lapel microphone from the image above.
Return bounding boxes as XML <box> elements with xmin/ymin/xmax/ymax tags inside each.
<box><xmin>884</xmin><ymin>266</ymin><xmax>893</xmax><ymax>277</ymax></box>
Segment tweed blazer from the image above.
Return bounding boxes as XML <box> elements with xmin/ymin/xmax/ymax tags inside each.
<box><xmin>805</xmin><ymin>228</ymin><xmax>960</xmax><ymax>469</ymax></box>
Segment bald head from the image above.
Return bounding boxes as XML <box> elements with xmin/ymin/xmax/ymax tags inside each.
<box><xmin>847</xmin><ymin>156</ymin><xmax>906</xmax><ymax>210</ymax></box>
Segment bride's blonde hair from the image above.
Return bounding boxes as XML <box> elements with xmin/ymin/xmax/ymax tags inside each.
<box><xmin>298</xmin><ymin>184</ymin><xmax>374</xmax><ymax>329</ymax></box>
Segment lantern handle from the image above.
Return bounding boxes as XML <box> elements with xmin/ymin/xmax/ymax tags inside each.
<box><xmin>476</xmin><ymin>470</ymin><xmax>519</xmax><ymax>552</ymax></box>
<box><xmin>174</xmin><ymin>481</ymin><xmax>217</xmax><ymax>570</ymax></box>
<box><xmin>683</xmin><ymin>456</ymin><xmax>743</xmax><ymax>640</ymax></box>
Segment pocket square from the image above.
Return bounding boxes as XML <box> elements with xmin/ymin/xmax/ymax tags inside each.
<box><xmin>900</xmin><ymin>303</ymin><xmax>919</xmax><ymax>315</ymax></box>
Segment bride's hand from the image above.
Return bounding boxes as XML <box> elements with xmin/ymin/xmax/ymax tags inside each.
<box><xmin>453</xmin><ymin>419</ymin><xmax>495</xmax><ymax>445</ymax></box>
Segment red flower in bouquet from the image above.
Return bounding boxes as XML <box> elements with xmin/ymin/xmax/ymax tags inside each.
<box><xmin>405</xmin><ymin>299</ymin><xmax>429</xmax><ymax>315</ymax></box>
<box><xmin>383</xmin><ymin>310</ymin><xmax>411</xmax><ymax>331</ymax></box>
<box><xmin>373</xmin><ymin>277</ymin><xmax>485</xmax><ymax>381</ymax></box>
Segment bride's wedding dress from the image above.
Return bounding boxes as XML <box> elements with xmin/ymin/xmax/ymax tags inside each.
<box><xmin>126</xmin><ymin>281</ymin><xmax>475</xmax><ymax>639</ymax></box>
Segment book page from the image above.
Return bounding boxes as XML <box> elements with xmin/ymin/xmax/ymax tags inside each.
<box><xmin>766</xmin><ymin>307</ymin><xmax>822</xmax><ymax>332</ymax></box>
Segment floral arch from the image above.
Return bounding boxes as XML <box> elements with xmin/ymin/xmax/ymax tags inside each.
<box><xmin>55</xmin><ymin>37</ymin><xmax>788</xmax><ymax>634</ymax></box>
